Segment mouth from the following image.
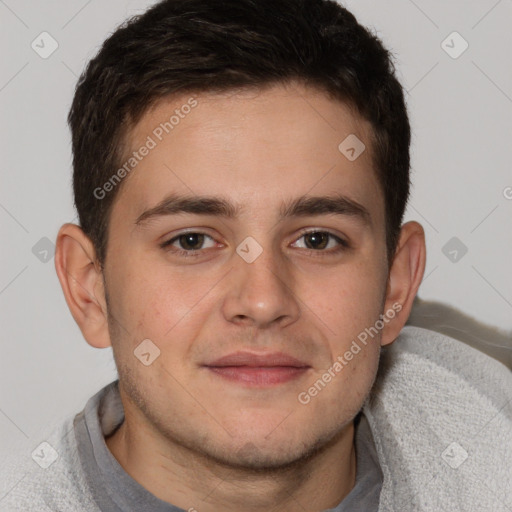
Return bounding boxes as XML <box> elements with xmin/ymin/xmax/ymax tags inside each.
<box><xmin>203</xmin><ymin>351</ymin><xmax>311</xmax><ymax>387</ymax></box>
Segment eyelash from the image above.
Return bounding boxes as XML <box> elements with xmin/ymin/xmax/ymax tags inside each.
<box><xmin>160</xmin><ymin>229</ymin><xmax>350</xmax><ymax>259</ymax></box>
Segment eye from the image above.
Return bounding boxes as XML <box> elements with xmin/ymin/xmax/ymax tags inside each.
<box><xmin>291</xmin><ymin>229</ymin><xmax>349</xmax><ymax>254</ymax></box>
<box><xmin>160</xmin><ymin>232</ymin><xmax>217</xmax><ymax>257</ymax></box>
<box><xmin>160</xmin><ymin>229</ymin><xmax>349</xmax><ymax>259</ymax></box>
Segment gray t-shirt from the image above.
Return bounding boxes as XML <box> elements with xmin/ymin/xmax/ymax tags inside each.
<box><xmin>74</xmin><ymin>380</ymin><xmax>382</xmax><ymax>511</ymax></box>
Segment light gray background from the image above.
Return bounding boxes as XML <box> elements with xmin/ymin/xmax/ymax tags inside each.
<box><xmin>1</xmin><ymin>0</ymin><xmax>511</xmax><ymax>460</ymax></box>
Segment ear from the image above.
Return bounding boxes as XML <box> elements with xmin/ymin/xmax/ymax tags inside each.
<box><xmin>54</xmin><ymin>223</ymin><xmax>111</xmax><ymax>349</ymax></box>
<box><xmin>380</xmin><ymin>221</ymin><xmax>426</xmax><ymax>346</ymax></box>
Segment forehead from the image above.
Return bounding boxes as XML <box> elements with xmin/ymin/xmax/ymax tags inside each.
<box><xmin>110</xmin><ymin>82</ymin><xmax>384</xmax><ymax>226</ymax></box>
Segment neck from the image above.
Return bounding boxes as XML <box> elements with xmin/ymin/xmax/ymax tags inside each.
<box><xmin>106</xmin><ymin>409</ymin><xmax>357</xmax><ymax>512</ymax></box>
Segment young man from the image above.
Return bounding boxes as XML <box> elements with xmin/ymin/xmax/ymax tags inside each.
<box><xmin>1</xmin><ymin>0</ymin><xmax>511</xmax><ymax>511</ymax></box>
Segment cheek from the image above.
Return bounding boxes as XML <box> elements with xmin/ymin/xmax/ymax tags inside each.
<box><xmin>311</xmin><ymin>262</ymin><xmax>386</xmax><ymax>340</ymax></box>
<box><xmin>298</xmin><ymin>340</ymin><xmax>380</xmax><ymax>435</ymax></box>
<box><xmin>108</xmin><ymin>261</ymin><xmax>222</xmax><ymax>365</ymax></box>
<box><xmin>110</xmin><ymin>260</ymin><xmax>194</xmax><ymax>329</ymax></box>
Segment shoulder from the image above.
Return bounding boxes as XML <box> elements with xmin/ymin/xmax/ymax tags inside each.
<box><xmin>406</xmin><ymin>298</ymin><xmax>512</xmax><ymax>368</ymax></box>
<box><xmin>0</xmin><ymin>414</ymin><xmax>98</xmax><ymax>512</ymax></box>
<box><xmin>370</xmin><ymin>324</ymin><xmax>512</xmax><ymax>435</ymax></box>
<box><xmin>365</xmin><ymin>325</ymin><xmax>512</xmax><ymax>511</ymax></box>
<box><xmin>378</xmin><ymin>324</ymin><xmax>511</xmax><ymax>401</ymax></box>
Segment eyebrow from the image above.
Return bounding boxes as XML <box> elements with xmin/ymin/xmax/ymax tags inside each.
<box><xmin>134</xmin><ymin>192</ymin><xmax>372</xmax><ymax>227</ymax></box>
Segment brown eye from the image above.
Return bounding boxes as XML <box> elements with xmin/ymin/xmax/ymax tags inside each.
<box><xmin>175</xmin><ymin>233</ymin><xmax>205</xmax><ymax>250</ymax></box>
<box><xmin>160</xmin><ymin>232</ymin><xmax>217</xmax><ymax>257</ymax></box>
<box><xmin>304</xmin><ymin>232</ymin><xmax>329</xmax><ymax>250</ymax></box>
<box><xmin>292</xmin><ymin>230</ymin><xmax>349</xmax><ymax>254</ymax></box>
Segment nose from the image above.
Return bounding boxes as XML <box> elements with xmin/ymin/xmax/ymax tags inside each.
<box><xmin>221</xmin><ymin>241</ymin><xmax>301</xmax><ymax>329</ymax></box>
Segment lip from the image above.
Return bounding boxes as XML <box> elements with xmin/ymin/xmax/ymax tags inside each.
<box><xmin>206</xmin><ymin>351</ymin><xmax>309</xmax><ymax>368</ymax></box>
<box><xmin>204</xmin><ymin>351</ymin><xmax>311</xmax><ymax>387</ymax></box>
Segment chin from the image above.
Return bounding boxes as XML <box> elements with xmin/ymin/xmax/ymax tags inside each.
<box><xmin>210</xmin><ymin>442</ymin><xmax>313</xmax><ymax>472</ymax></box>
<box><xmin>202</xmin><ymin>424</ymin><xmax>339</xmax><ymax>472</ymax></box>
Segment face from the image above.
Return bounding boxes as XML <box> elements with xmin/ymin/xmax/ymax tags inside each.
<box><xmin>102</xmin><ymin>82</ymin><xmax>390</xmax><ymax>469</ymax></box>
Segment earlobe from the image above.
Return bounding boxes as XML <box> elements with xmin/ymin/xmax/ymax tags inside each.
<box><xmin>380</xmin><ymin>221</ymin><xmax>426</xmax><ymax>346</ymax></box>
<box><xmin>54</xmin><ymin>223</ymin><xmax>112</xmax><ymax>349</ymax></box>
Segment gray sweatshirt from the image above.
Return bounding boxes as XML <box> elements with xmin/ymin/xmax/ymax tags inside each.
<box><xmin>1</xmin><ymin>325</ymin><xmax>511</xmax><ymax>511</ymax></box>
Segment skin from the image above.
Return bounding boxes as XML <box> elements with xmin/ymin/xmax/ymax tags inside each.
<box><xmin>55</xmin><ymin>81</ymin><xmax>426</xmax><ymax>512</ymax></box>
